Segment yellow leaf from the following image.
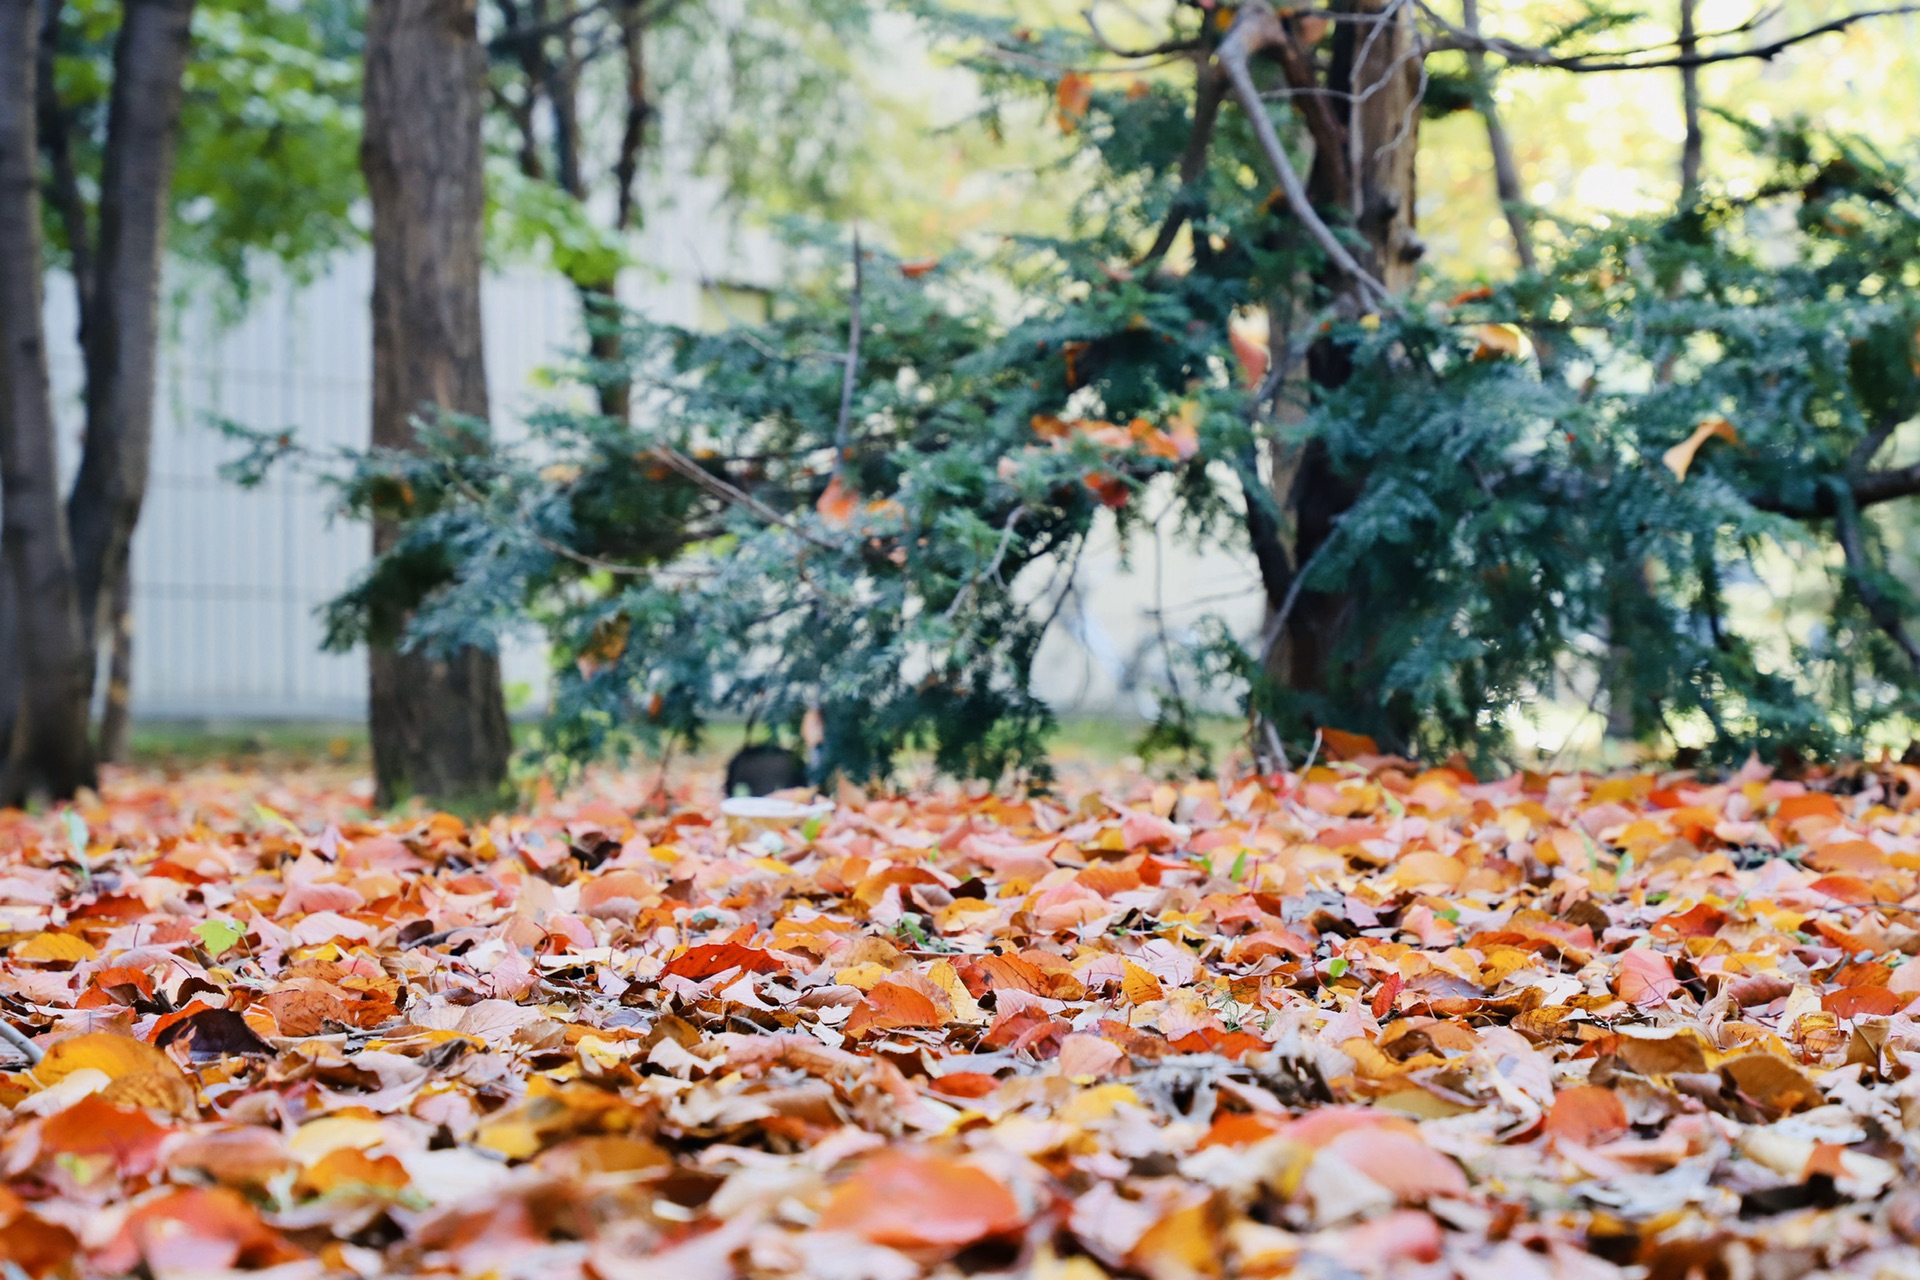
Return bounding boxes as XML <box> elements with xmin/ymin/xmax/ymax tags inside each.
<box><xmin>1662</xmin><ymin>416</ymin><xmax>1740</xmax><ymax>481</ymax></box>
<box><xmin>1471</xmin><ymin>322</ymin><xmax>1529</xmax><ymax>361</ymax></box>
<box><xmin>11</xmin><ymin>932</ymin><xmax>98</xmax><ymax>963</ymax></box>
<box><xmin>1121</xmin><ymin>961</ymin><xmax>1164</xmax><ymax>1005</ymax></box>
<box><xmin>33</xmin><ymin>1032</ymin><xmax>195</xmax><ymax>1117</ymax></box>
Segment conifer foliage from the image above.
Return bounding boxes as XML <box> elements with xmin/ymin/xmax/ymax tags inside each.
<box><xmin>290</xmin><ymin>6</ymin><xmax>1920</xmax><ymax>780</ymax></box>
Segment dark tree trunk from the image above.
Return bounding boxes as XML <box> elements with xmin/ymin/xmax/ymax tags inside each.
<box><xmin>98</xmin><ymin>562</ymin><xmax>133</xmax><ymax>762</ymax></box>
<box><xmin>1269</xmin><ymin>0</ymin><xmax>1422</xmax><ymax>721</ymax></box>
<box><xmin>36</xmin><ymin>0</ymin><xmax>96</xmax><ymax>353</ymax></box>
<box><xmin>1678</xmin><ymin>0</ymin><xmax>1703</xmax><ymax>204</ymax></box>
<box><xmin>0</xmin><ymin>0</ymin><xmax>96</xmax><ymax>803</ymax></box>
<box><xmin>362</xmin><ymin>0</ymin><xmax>511</xmax><ymax>808</ymax></box>
<box><xmin>64</xmin><ymin>0</ymin><xmax>195</xmax><ymax>707</ymax></box>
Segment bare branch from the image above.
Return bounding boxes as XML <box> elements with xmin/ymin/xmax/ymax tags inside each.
<box><xmin>649</xmin><ymin>445</ymin><xmax>841</xmax><ymax>551</ymax></box>
<box><xmin>1420</xmin><ymin>2</ymin><xmax>1920</xmax><ymax>73</ymax></box>
<box><xmin>943</xmin><ymin>505</ymin><xmax>1027</xmax><ymax>622</ymax></box>
<box><xmin>833</xmin><ymin>231</ymin><xmax>863</xmax><ymax>480</ymax></box>
<box><xmin>1854</xmin><ymin>461</ymin><xmax>1920</xmax><ymax>509</ymax></box>
<box><xmin>1461</xmin><ymin>0</ymin><xmax>1534</xmax><ymax>270</ymax></box>
<box><xmin>1217</xmin><ymin>3</ymin><xmax>1391</xmax><ymax>309</ymax></box>
<box><xmin>1139</xmin><ymin>65</ymin><xmax>1226</xmax><ymax>267</ymax></box>
<box><xmin>1083</xmin><ymin>0</ymin><xmax>1202</xmax><ymax>58</ymax></box>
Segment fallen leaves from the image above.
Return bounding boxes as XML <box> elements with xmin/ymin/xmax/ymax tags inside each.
<box><xmin>5</xmin><ymin>753</ymin><xmax>1920</xmax><ymax>1275</ymax></box>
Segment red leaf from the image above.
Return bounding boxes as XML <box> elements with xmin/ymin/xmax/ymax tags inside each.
<box><xmin>1615</xmin><ymin>948</ymin><xmax>1681</xmax><ymax>1007</ymax></box>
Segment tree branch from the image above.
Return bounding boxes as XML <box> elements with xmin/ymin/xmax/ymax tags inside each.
<box><xmin>833</xmin><ymin>231</ymin><xmax>863</xmax><ymax>479</ymax></box>
<box><xmin>1854</xmin><ymin>461</ymin><xmax>1920</xmax><ymax>509</ymax></box>
<box><xmin>1421</xmin><ymin>2</ymin><xmax>1920</xmax><ymax>73</ymax></box>
<box><xmin>1083</xmin><ymin>0</ymin><xmax>1202</xmax><ymax>59</ymax></box>
<box><xmin>1461</xmin><ymin>0</ymin><xmax>1534</xmax><ymax>271</ymax></box>
<box><xmin>1139</xmin><ymin>63</ymin><xmax>1225</xmax><ymax>267</ymax></box>
<box><xmin>1217</xmin><ymin>2</ymin><xmax>1391</xmax><ymax>309</ymax></box>
<box><xmin>1830</xmin><ymin>479</ymin><xmax>1920</xmax><ymax>669</ymax></box>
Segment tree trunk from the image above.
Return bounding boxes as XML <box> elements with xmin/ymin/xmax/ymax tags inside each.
<box><xmin>1269</xmin><ymin>0</ymin><xmax>1423</xmax><ymax>724</ymax></box>
<box><xmin>97</xmin><ymin>562</ymin><xmax>133</xmax><ymax>763</ymax></box>
<box><xmin>64</xmin><ymin>0</ymin><xmax>195</xmax><ymax>708</ymax></box>
<box><xmin>362</xmin><ymin>0</ymin><xmax>511</xmax><ymax>808</ymax></box>
<box><xmin>0</xmin><ymin>0</ymin><xmax>96</xmax><ymax>803</ymax></box>
<box><xmin>1678</xmin><ymin>0</ymin><xmax>1703</xmax><ymax>204</ymax></box>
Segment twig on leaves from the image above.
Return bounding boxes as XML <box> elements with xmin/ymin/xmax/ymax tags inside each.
<box><xmin>0</xmin><ymin>1020</ymin><xmax>43</xmax><ymax>1068</ymax></box>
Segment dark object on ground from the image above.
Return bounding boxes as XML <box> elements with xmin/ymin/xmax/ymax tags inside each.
<box><xmin>726</xmin><ymin>744</ymin><xmax>808</xmax><ymax>796</ymax></box>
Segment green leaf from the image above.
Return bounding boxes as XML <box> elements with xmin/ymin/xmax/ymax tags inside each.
<box><xmin>1327</xmin><ymin>956</ymin><xmax>1350</xmax><ymax>979</ymax></box>
<box><xmin>195</xmin><ymin>917</ymin><xmax>245</xmax><ymax>956</ymax></box>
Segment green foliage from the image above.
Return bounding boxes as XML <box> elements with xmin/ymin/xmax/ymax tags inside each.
<box><xmin>296</xmin><ymin>11</ymin><xmax>1920</xmax><ymax>781</ymax></box>
<box><xmin>44</xmin><ymin>0</ymin><xmax>363</xmax><ymax>306</ymax></box>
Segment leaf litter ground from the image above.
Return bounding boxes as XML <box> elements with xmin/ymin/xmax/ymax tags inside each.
<box><xmin>6</xmin><ymin>751</ymin><xmax>1920</xmax><ymax>1278</ymax></box>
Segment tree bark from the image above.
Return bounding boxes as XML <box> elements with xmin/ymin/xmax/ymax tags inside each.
<box><xmin>0</xmin><ymin>0</ymin><xmax>96</xmax><ymax>803</ymax></box>
<box><xmin>36</xmin><ymin>0</ymin><xmax>96</xmax><ymax>354</ymax></box>
<box><xmin>64</xmin><ymin>0</ymin><xmax>195</xmax><ymax>706</ymax></box>
<box><xmin>1268</xmin><ymin>0</ymin><xmax>1423</xmax><ymax>716</ymax></box>
<box><xmin>98</xmin><ymin>562</ymin><xmax>133</xmax><ymax>762</ymax></box>
<box><xmin>1678</xmin><ymin>0</ymin><xmax>1703</xmax><ymax>203</ymax></box>
<box><xmin>362</xmin><ymin>0</ymin><xmax>512</xmax><ymax>808</ymax></box>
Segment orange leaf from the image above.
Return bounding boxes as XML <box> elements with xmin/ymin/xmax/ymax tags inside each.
<box><xmin>817</xmin><ymin>474</ymin><xmax>858</xmax><ymax>528</ymax></box>
<box><xmin>35</xmin><ymin>1094</ymin><xmax>172</xmax><ymax>1173</ymax></box>
<box><xmin>1083</xmin><ymin>471</ymin><xmax>1131</xmax><ymax>509</ymax></box>
<box><xmin>845</xmin><ymin>980</ymin><xmax>944</xmax><ymax>1037</ymax></box>
<box><xmin>661</xmin><ymin>943</ymin><xmax>785</xmax><ymax>982</ymax></box>
<box><xmin>1662</xmin><ymin>415</ymin><xmax>1739</xmax><ymax>481</ymax></box>
<box><xmin>1471</xmin><ymin>322</ymin><xmax>1529</xmax><ymax>361</ymax></box>
<box><xmin>1228</xmin><ymin>311</ymin><xmax>1270</xmax><ymax>387</ymax></box>
<box><xmin>1824</xmin><ymin>986</ymin><xmax>1908</xmax><ymax>1020</ymax></box>
<box><xmin>817</xmin><ymin>1151</ymin><xmax>1025</xmax><ymax>1249</ymax></box>
<box><xmin>1544</xmin><ymin>1085</ymin><xmax>1628</xmax><ymax>1147</ymax></box>
<box><xmin>898</xmin><ymin>258</ymin><xmax>940</xmax><ymax>279</ymax></box>
<box><xmin>1055</xmin><ymin>72</ymin><xmax>1093</xmax><ymax>132</ymax></box>
<box><xmin>1317</xmin><ymin>727</ymin><xmax>1379</xmax><ymax>761</ymax></box>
